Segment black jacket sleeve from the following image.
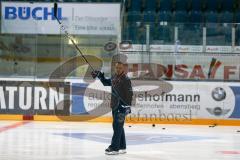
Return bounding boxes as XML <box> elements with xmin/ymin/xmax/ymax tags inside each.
<box><xmin>98</xmin><ymin>73</ymin><xmax>111</xmax><ymax>86</ymax></box>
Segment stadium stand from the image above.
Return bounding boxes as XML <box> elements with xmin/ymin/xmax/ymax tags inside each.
<box><xmin>2</xmin><ymin>0</ymin><xmax>240</xmax><ymax>45</ymax></box>
<box><xmin>122</xmin><ymin>0</ymin><xmax>240</xmax><ymax>44</ymax></box>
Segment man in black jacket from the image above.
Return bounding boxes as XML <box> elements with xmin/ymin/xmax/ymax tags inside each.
<box><xmin>91</xmin><ymin>61</ymin><xmax>133</xmax><ymax>155</ymax></box>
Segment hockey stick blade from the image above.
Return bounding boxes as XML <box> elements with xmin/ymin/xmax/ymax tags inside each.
<box><xmin>208</xmin><ymin>58</ymin><xmax>217</xmax><ymax>79</ymax></box>
<box><xmin>54</xmin><ymin>2</ymin><xmax>58</xmax><ymax>18</ymax></box>
<box><xmin>53</xmin><ymin>2</ymin><xmax>62</xmax><ymax>24</ymax></box>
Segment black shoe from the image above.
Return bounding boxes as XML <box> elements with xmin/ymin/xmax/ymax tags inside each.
<box><xmin>105</xmin><ymin>147</ymin><xmax>119</xmax><ymax>155</ymax></box>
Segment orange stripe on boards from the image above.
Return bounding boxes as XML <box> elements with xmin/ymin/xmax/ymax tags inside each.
<box><xmin>0</xmin><ymin>121</ymin><xmax>30</xmax><ymax>133</ymax></box>
<box><xmin>1</xmin><ymin>114</ymin><xmax>240</xmax><ymax>126</ymax></box>
<box><xmin>0</xmin><ymin>115</ymin><xmax>23</xmax><ymax>121</ymax></box>
<box><xmin>33</xmin><ymin>115</ymin><xmax>240</xmax><ymax>126</ymax></box>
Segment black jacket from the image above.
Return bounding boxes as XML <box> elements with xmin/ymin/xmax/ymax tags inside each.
<box><xmin>99</xmin><ymin>72</ymin><xmax>133</xmax><ymax>109</ymax></box>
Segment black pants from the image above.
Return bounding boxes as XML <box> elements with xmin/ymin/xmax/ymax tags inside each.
<box><xmin>109</xmin><ymin>108</ymin><xmax>126</xmax><ymax>151</ymax></box>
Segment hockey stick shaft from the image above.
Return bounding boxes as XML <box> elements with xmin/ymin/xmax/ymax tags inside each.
<box><xmin>53</xmin><ymin>3</ymin><xmax>95</xmax><ymax>72</ymax></box>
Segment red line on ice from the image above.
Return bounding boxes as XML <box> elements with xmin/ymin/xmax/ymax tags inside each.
<box><xmin>219</xmin><ymin>151</ymin><xmax>240</xmax><ymax>154</ymax></box>
<box><xmin>0</xmin><ymin>121</ymin><xmax>30</xmax><ymax>133</ymax></box>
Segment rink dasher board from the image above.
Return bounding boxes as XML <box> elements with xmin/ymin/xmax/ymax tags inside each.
<box><xmin>0</xmin><ymin>78</ymin><xmax>71</xmax><ymax>115</ymax></box>
<box><xmin>0</xmin><ymin>78</ymin><xmax>240</xmax><ymax>124</ymax></box>
<box><xmin>79</xmin><ymin>79</ymin><xmax>240</xmax><ymax>120</ymax></box>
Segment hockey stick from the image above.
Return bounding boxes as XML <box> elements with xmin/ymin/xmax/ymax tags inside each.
<box><xmin>53</xmin><ymin>2</ymin><xmax>95</xmax><ymax>72</ymax></box>
<box><xmin>207</xmin><ymin>58</ymin><xmax>217</xmax><ymax>79</ymax></box>
<box><xmin>53</xmin><ymin>3</ymin><xmax>132</xmax><ymax>115</ymax></box>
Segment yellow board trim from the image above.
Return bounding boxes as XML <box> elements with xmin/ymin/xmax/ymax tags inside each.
<box><xmin>0</xmin><ymin>115</ymin><xmax>240</xmax><ymax>126</ymax></box>
<box><xmin>0</xmin><ymin>115</ymin><xmax>23</xmax><ymax>121</ymax></box>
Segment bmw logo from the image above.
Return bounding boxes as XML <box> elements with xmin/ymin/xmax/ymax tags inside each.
<box><xmin>104</xmin><ymin>41</ymin><xmax>117</xmax><ymax>52</ymax></box>
<box><xmin>213</xmin><ymin>107</ymin><xmax>223</xmax><ymax>116</ymax></box>
<box><xmin>119</xmin><ymin>40</ymin><xmax>132</xmax><ymax>50</ymax></box>
<box><xmin>211</xmin><ymin>87</ymin><xmax>226</xmax><ymax>101</ymax></box>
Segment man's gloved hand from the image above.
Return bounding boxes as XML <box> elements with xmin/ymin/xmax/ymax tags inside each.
<box><xmin>125</xmin><ymin>107</ymin><xmax>131</xmax><ymax>115</ymax></box>
<box><xmin>91</xmin><ymin>70</ymin><xmax>99</xmax><ymax>79</ymax></box>
<box><xmin>121</xmin><ymin>105</ymin><xmax>131</xmax><ymax>115</ymax></box>
<box><xmin>91</xmin><ymin>70</ymin><xmax>104</xmax><ymax>79</ymax></box>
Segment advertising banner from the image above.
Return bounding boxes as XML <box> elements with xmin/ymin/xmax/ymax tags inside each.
<box><xmin>1</xmin><ymin>2</ymin><xmax>120</xmax><ymax>35</ymax></box>
<box><xmin>0</xmin><ymin>80</ymin><xmax>70</xmax><ymax>115</ymax></box>
<box><xmin>71</xmin><ymin>80</ymin><xmax>240</xmax><ymax>120</ymax></box>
